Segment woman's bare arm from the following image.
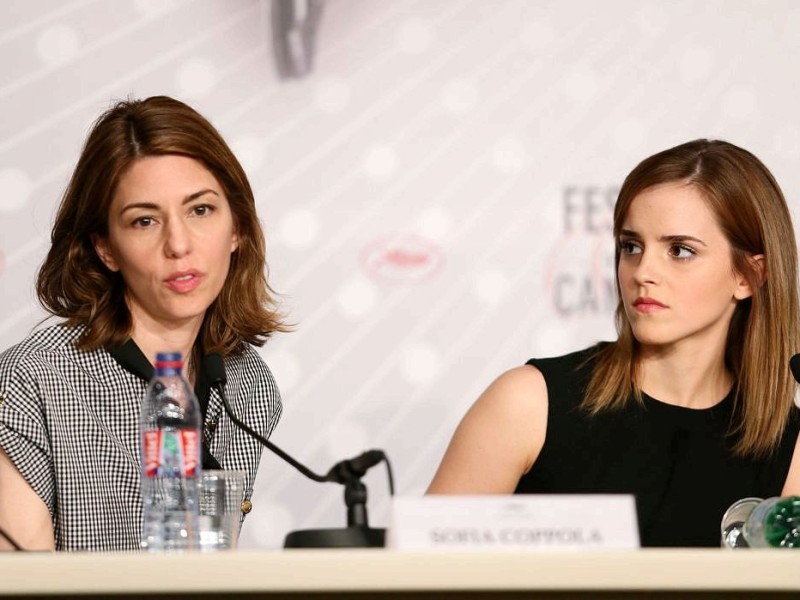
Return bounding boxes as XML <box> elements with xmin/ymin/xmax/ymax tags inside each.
<box><xmin>0</xmin><ymin>448</ymin><xmax>54</xmax><ymax>551</ymax></box>
<box><xmin>426</xmin><ymin>365</ymin><xmax>548</xmax><ymax>494</ymax></box>
<box><xmin>781</xmin><ymin>433</ymin><xmax>800</xmax><ymax>496</ymax></box>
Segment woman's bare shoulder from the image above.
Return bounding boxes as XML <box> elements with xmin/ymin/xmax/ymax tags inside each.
<box><xmin>426</xmin><ymin>364</ymin><xmax>549</xmax><ymax>494</ymax></box>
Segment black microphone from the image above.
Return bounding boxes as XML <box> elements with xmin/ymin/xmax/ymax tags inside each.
<box><xmin>203</xmin><ymin>353</ymin><xmax>392</xmax><ymax>548</ymax></box>
<box><xmin>790</xmin><ymin>354</ymin><xmax>800</xmax><ymax>384</ymax></box>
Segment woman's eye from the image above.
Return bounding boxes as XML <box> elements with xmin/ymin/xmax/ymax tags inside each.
<box><xmin>668</xmin><ymin>244</ymin><xmax>695</xmax><ymax>259</ymax></box>
<box><xmin>132</xmin><ymin>216</ymin><xmax>154</xmax><ymax>228</ymax></box>
<box><xmin>619</xmin><ymin>240</ymin><xmax>642</xmax><ymax>255</ymax></box>
<box><xmin>192</xmin><ymin>204</ymin><xmax>213</xmax><ymax>217</ymax></box>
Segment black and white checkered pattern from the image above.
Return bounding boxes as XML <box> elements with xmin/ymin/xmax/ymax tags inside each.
<box><xmin>0</xmin><ymin>324</ymin><xmax>281</xmax><ymax>551</ymax></box>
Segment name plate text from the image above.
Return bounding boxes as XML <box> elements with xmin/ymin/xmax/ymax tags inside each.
<box><xmin>389</xmin><ymin>495</ymin><xmax>639</xmax><ymax>551</ymax></box>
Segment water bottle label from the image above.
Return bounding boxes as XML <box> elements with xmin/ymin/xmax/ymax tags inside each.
<box><xmin>143</xmin><ymin>430</ymin><xmax>200</xmax><ymax>477</ymax></box>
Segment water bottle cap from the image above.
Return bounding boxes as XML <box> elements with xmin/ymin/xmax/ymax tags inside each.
<box><xmin>154</xmin><ymin>352</ymin><xmax>183</xmax><ymax>371</ymax></box>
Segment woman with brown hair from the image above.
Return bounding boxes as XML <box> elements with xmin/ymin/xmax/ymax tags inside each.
<box><xmin>428</xmin><ymin>139</ymin><xmax>800</xmax><ymax>547</ymax></box>
<box><xmin>0</xmin><ymin>96</ymin><xmax>286</xmax><ymax>551</ymax></box>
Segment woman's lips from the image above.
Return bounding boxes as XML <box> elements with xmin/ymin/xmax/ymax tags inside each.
<box><xmin>164</xmin><ymin>271</ymin><xmax>203</xmax><ymax>293</ymax></box>
<box><xmin>633</xmin><ymin>297</ymin><xmax>667</xmax><ymax>313</ymax></box>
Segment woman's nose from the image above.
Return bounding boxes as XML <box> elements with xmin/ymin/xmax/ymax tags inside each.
<box><xmin>631</xmin><ymin>250</ymin><xmax>659</xmax><ymax>286</ymax></box>
<box><xmin>163</xmin><ymin>219</ymin><xmax>192</xmax><ymax>258</ymax></box>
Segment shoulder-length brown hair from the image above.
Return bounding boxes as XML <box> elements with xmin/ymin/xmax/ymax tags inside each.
<box><xmin>37</xmin><ymin>95</ymin><xmax>287</xmax><ymax>356</ymax></box>
<box><xmin>584</xmin><ymin>139</ymin><xmax>800</xmax><ymax>457</ymax></box>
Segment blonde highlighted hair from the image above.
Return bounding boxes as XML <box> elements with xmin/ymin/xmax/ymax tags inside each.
<box><xmin>584</xmin><ymin>139</ymin><xmax>800</xmax><ymax>457</ymax></box>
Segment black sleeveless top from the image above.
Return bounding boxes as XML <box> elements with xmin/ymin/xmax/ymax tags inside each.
<box><xmin>515</xmin><ymin>344</ymin><xmax>800</xmax><ymax>547</ymax></box>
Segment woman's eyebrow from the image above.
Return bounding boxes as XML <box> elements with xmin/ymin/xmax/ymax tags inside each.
<box><xmin>118</xmin><ymin>189</ymin><xmax>220</xmax><ymax>215</ymax></box>
<box><xmin>659</xmin><ymin>234</ymin><xmax>707</xmax><ymax>246</ymax></box>
<box><xmin>618</xmin><ymin>229</ymin><xmax>707</xmax><ymax>246</ymax></box>
<box><xmin>183</xmin><ymin>189</ymin><xmax>219</xmax><ymax>203</ymax></box>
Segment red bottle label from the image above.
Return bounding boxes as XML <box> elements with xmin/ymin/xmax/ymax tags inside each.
<box><xmin>182</xmin><ymin>430</ymin><xmax>199</xmax><ymax>477</ymax></box>
<box><xmin>143</xmin><ymin>430</ymin><xmax>199</xmax><ymax>477</ymax></box>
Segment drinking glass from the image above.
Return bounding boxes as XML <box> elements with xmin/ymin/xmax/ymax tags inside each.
<box><xmin>721</xmin><ymin>496</ymin><xmax>800</xmax><ymax>548</ymax></box>
<box><xmin>198</xmin><ymin>469</ymin><xmax>246</xmax><ymax>551</ymax></box>
<box><xmin>720</xmin><ymin>497</ymin><xmax>761</xmax><ymax>548</ymax></box>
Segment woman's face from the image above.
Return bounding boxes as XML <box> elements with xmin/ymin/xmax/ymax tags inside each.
<box><xmin>93</xmin><ymin>155</ymin><xmax>238</xmax><ymax>333</ymax></box>
<box><xmin>617</xmin><ymin>182</ymin><xmax>754</xmax><ymax>354</ymax></box>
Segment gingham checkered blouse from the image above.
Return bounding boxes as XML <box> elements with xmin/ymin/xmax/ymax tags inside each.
<box><xmin>0</xmin><ymin>324</ymin><xmax>282</xmax><ymax>551</ymax></box>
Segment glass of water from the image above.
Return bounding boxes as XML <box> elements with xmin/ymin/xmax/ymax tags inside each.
<box><xmin>720</xmin><ymin>497</ymin><xmax>762</xmax><ymax>548</ymax></box>
<box><xmin>198</xmin><ymin>470</ymin><xmax>246</xmax><ymax>552</ymax></box>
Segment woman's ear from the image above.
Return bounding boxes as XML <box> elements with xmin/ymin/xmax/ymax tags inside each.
<box><xmin>91</xmin><ymin>234</ymin><xmax>120</xmax><ymax>272</ymax></box>
<box><xmin>734</xmin><ymin>254</ymin><xmax>765</xmax><ymax>300</ymax></box>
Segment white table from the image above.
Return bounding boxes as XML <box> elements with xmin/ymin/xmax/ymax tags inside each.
<box><xmin>1</xmin><ymin>548</ymin><xmax>798</xmax><ymax>599</ymax></box>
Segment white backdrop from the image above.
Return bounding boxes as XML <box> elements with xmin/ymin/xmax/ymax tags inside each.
<box><xmin>2</xmin><ymin>0</ymin><xmax>800</xmax><ymax>548</ymax></box>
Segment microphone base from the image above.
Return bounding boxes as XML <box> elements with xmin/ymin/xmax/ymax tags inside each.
<box><xmin>283</xmin><ymin>526</ymin><xmax>385</xmax><ymax>548</ymax></box>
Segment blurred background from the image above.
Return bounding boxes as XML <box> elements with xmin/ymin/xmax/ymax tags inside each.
<box><xmin>2</xmin><ymin>0</ymin><xmax>800</xmax><ymax>548</ymax></box>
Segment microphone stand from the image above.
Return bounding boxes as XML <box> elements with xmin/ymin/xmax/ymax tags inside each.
<box><xmin>284</xmin><ymin>454</ymin><xmax>388</xmax><ymax>549</ymax></box>
<box><xmin>206</xmin><ymin>356</ymin><xmax>392</xmax><ymax>548</ymax></box>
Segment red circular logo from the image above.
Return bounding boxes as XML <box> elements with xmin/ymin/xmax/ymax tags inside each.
<box><xmin>360</xmin><ymin>235</ymin><xmax>444</xmax><ymax>284</ymax></box>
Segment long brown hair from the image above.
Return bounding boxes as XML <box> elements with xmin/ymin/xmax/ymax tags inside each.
<box><xmin>37</xmin><ymin>96</ymin><xmax>287</xmax><ymax>356</ymax></box>
<box><xmin>584</xmin><ymin>139</ymin><xmax>800</xmax><ymax>457</ymax></box>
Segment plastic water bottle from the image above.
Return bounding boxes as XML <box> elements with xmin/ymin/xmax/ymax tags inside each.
<box><xmin>721</xmin><ymin>496</ymin><xmax>800</xmax><ymax>548</ymax></box>
<box><xmin>742</xmin><ymin>496</ymin><xmax>800</xmax><ymax>548</ymax></box>
<box><xmin>140</xmin><ymin>352</ymin><xmax>202</xmax><ymax>551</ymax></box>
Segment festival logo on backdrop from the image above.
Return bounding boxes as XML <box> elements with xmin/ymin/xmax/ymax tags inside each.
<box><xmin>361</xmin><ymin>234</ymin><xmax>445</xmax><ymax>284</ymax></box>
<box><xmin>546</xmin><ymin>185</ymin><xmax>619</xmax><ymax>319</ymax></box>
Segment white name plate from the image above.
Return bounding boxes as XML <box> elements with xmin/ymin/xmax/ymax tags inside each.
<box><xmin>389</xmin><ymin>495</ymin><xmax>639</xmax><ymax>551</ymax></box>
